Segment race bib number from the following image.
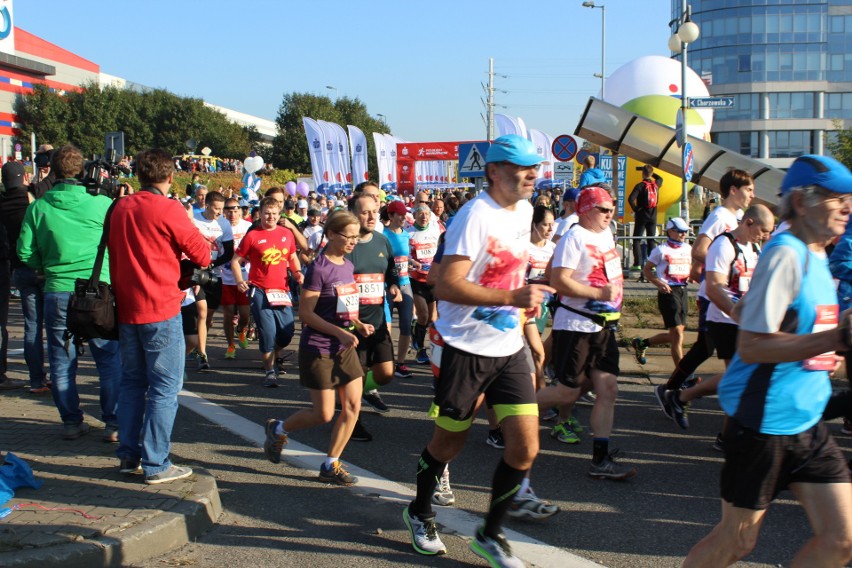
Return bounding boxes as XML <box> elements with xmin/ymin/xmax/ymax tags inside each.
<box><xmin>334</xmin><ymin>282</ymin><xmax>359</xmax><ymax>322</ymax></box>
<box><xmin>414</xmin><ymin>241</ymin><xmax>437</xmax><ymax>263</ymax></box>
<box><xmin>527</xmin><ymin>259</ymin><xmax>548</xmax><ymax>283</ymax></box>
<box><xmin>355</xmin><ymin>273</ymin><xmax>385</xmax><ymax>305</ymax></box>
<box><xmin>668</xmin><ymin>258</ymin><xmax>690</xmax><ymax>277</ymax></box>
<box><xmin>394</xmin><ymin>255</ymin><xmax>409</xmax><ymax>279</ymax></box>
<box><xmin>804</xmin><ymin>305</ymin><xmax>839</xmax><ymax>371</ymax></box>
<box><xmin>603</xmin><ymin>249</ymin><xmax>623</xmax><ymax>282</ymax></box>
<box><xmin>265</xmin><ymin>288</ymin><xmax>292</xmax><ymax>307</ymax></box>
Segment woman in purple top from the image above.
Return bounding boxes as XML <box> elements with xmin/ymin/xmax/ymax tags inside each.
<box><xmin>261</xmin><ymin>211</ymin><xmax>375</xmax><ymax>486</ymax></box>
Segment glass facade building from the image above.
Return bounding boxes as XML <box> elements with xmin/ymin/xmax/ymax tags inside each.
<box><xmin>673</xmin><ymin>0</ymin><xmax>852</xmax><ymax>166</ymax></box>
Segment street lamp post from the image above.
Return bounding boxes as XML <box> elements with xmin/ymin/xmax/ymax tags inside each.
<box><xmin>377</xmin><ymin>113</ymin><xmax>387</xmax><ymax>127</ymax></box>
<box><xmin>669</xmin><ymin>1</ymin><xmax>700</xmax><ymax>226</ymax></box>
<box><xmin>582</xmin><ymin>1</ymin><xmax>605</xmax><ymax>101</ymax></box>
<box><xmin>326</xmin><ymin>85</ymin><xmax>338</xmax><ymax>101</ymax></box>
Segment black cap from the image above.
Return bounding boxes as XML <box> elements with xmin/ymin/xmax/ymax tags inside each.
<box><xmin>1</xmin><ymin>162</ymin><xmax>25</xmax><ymax>189</ymax></box>
<box><xmin>284</xmin><ymin>199</ymin><xmax>296</xmax><ymax>210</ymax></box>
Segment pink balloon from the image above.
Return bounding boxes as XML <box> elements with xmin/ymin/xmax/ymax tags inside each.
<box><xmin>285</xmin><ymin>181</ymin><xmax>297</xmax><ymax>196</ymax></box>
<box><xmin>296</xmin><ymin>182</ymin><xmax>310</xmax><ymax>197</ymax></box>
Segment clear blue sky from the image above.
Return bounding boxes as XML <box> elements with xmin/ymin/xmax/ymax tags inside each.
<box><xmin>16</xmin><ymin>0</ymin><xmax>673</xmax><ymax>142</ymax></box>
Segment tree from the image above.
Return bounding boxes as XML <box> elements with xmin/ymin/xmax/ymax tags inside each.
<box><xmin>826</xmin><ymin>120</ymin><xmax>852</xmax><ymax>170</ymax></box>
<box><xmin>270</xmin><ymin>92</ymin><xmax>389</xmax><ymax>177</ymax></box>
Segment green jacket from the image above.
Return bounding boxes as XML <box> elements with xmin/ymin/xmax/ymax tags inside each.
<box><xmin>17</xmin><ymin>181</ymin><xmax>112</xmax><ymax>292</ymax></box>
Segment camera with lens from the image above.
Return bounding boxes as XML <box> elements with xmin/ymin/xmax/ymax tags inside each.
<box><xmin>178</xmin><ymin>259</ymin><xmax>220</xmax><ymax>291</ymax></box>
<box><xmin>81</xmin><ymin>132</ymin><xmax>130</xmax><ymax>199</ymax></box>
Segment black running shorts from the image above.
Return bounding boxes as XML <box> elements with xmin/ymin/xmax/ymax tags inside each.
<box><xmin>658</xmin><ymin>286</ymin><xmax>688</xmax><ymax>328</ymax></box>
<box><xmin>354</xmin><ymin>324</ymin><xmax>394</xmax><ymax>368</ymax></box>
<box><xmin>552</xmin><ymin>328</ymin><xmax>620</xmax><ymax>388</ymax></box>
<box><xmin>432</xmin><ymin>342</ymin><xmax>537</xmax><ymax>432</ymax></box>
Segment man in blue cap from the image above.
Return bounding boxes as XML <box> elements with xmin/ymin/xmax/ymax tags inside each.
<box><xmin>683</xmin><ymin>154</ymin><xmax>852</xmax><ymax>567</ymax></box>
<box><xmin>403</xmin><ymin>135</ymin><xmax>555</xmax><ymax>566</ymax></box>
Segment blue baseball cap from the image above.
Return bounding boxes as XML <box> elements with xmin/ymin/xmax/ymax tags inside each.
<box><xmin>486</xmin><ymin>134</ymin><xmax>547</xmax><ymax>166</ymax></box>
<box><xmin>563</xmin><ymin>188</ymin><xmax>579</xmax><ymax>202</ymax></box>
<box><xmin>781</xmin><ymin>154</ymin><xmax>852</xmax><ymax>195</ymax></box>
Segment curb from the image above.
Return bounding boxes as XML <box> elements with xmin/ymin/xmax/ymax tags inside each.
<box><xmin>0</xmin><ymin>469</ymin><xmax>222</xmax><ymax>568</ymax></box>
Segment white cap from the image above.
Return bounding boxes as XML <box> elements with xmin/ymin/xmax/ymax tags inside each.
<box><xmin>666</xmin><ymin>217</ymin><xmax>689</xmax><ymax>232</ymax></box>
<box><xmin>297</xmin><ymin>199</ymin><xmax>308</xmax><ymax>209</ymax></box>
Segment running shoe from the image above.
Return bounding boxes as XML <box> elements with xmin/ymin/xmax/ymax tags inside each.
<box><xmin>263</xmin><ymin>419</ymin><xmax>287</xmax><ymax>464</ymax></box>
<box><xmin>263</xmin><ymin>371</ymin><xmax>278</xmax><ymax>388</ymax></box>
<box><xmin>470</xmin><ymin>526</ymin><xmax>524</xmax><ymax>568</ymax></box>
<box><xmin>664</xmin><ymin>389</ymin><xmax>690</xmax><ymax>429</ymax></box>
<box><xmin>28</xmin><ymin>385</ymin><xmax>51</xmax><ymax>394</ymax></box>
<box><xmin>238</xmin><ymin>329</ymin><xmax>249</xmax><ymax>349</ymax></box>
<box><xmin>145</xmin><ymin>465</ymin><xmax>193</xmax><ymax>485</ymax></box>
<box><xmin>578</xmin><ymin>391</ymin><xmax>596</xmax><ymax>405</ymax></box>
<box><xmin>62</xmin><ymin>422</ymin><xmax>90</xmax><ymax>440</ymax></box>
<box><xmin>654</xmin><ymin>384</ymin><xmax>674</xmax><ymax>420</ymax></box>
<box><xmin>416</xmin><ymin>349</ymin><xmax>430</xmax><ymax>365</ymax></box>
<box><xmin>681</xmin><ymin>374</ymin><xmax>703</xmax><ymax>390</ymax></box>
<box><xmin>119</xmin><ymin>458</ymin><xmax>142</xmax><ymax>475</ymax></box>
<box><xmin>403</xmin><ymin>505</ymin><xmax>447</xmax><ymax>555</ymax></box>
<box><xmin>197</xmin><ymin>353</ymin><xmax>210</xmax><ymax>372</ymax></box>
<box><xmin>539</xmin><ymin>407</ymin><xmax>558</xmax><ymax>422</ymax></box>
<box><xmin>350</xmin><ymin>419</ymin><xmax>373</xmax><ymax>442</ymax></box>
<box><xmin>712</xmin><ymin>433</ymin><xmax>725</xmax><ymax>452</ymax></box>
<box><xmin>507</xmin><ymin>490</ymin><xmax>560</xmax><ymax>520</ymax></box>
<box><xmin>432</xmin><ymin>467</ymin><xmax>455</xmax><ymax>506</ymax></box>
<box><xmin>394</xmin><ymin>363</ymin><xmax>413</xmax><ymax>379</ymax></box>
<box><xmin>551</xmin><ymin>421</ymin><xmax>580</xmax><ymax>444</ymax></box>
<box><xmin>225</xmin><ymin>345</ymin><xmax>236</xmax><ymax>359</ymax></box>
<box><xmin>842</xmin><ymin>418</ymin><xmax>852</xmax><ymax>435</ymax></box>
<box><xmin>318</xmin><ymin>460</ymin><xmax>357</xmax><ymax>486</ymax></box>
<box><xmin>588</xmin><ymin>451</ymin><xmax>637</xmax><ymax>480</ymax></box>
<box><xmin>486</xmin><ymin>427</ymin><xmax>505</xmax><ymax>449</ymax></box>
<box><xmin>566</xmin><ymin>415</ymin><xmax>584</xmax><ymax>434</ymax></box>
<box><xmin>631</xmin><ymin>337</ymin><xmax>648</xmax><ymax>365</ymax></box>
<box><xmin>362</xmin><ymin>389</ymin><xmax>390</xmax><ymax>413</ymax></box>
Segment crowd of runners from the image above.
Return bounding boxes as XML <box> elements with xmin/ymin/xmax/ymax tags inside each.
<box><xmin>2</xmin><ymin>137</ymin><xmax>851</xmax><ymax>567</ymax></box>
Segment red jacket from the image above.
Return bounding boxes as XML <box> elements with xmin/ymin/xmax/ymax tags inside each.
<box><xmin>108</xmin><ymin>191</ymin><xmax>209</xmax><ymax>324</ymax></box>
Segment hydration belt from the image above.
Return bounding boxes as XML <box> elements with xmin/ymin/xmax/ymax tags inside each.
<box><xmin>553</xmin><ymin>301</ymin><xmax>620</xmax><ymax>329</ymax></box>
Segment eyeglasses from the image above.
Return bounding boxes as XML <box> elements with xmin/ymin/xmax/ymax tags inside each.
<box><xmin>595</xmin><ymin>206</ymin><xmax>615</xmax><ymax>214</ymax></box>
<box><xmin>810</xmin><ymin>186</ymin><xmax>852</xmax><ymax>206</ymax></box>
<box><xmin>417</xmin><ymin>200</ymin><xmax>430</xmax><ymax>204</ymax></box>
<box><xmin>224</xmin><ymin>206</ymin><xmax>240</xmax><ymax>211</ymax></box>
<box><xmin>336</xmin><ymin>233</ymin><xmax>361</xmax><ymax>242</ymax></box>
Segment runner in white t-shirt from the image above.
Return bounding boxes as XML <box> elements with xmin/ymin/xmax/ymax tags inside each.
<box><xmin>220</xmin><ymin>197</ymin><xmax>253</xmax><ymax>359</ymax></box>
<box><xmin>404</xmin><ymin>135</ymin><xmax>554</xmax><ymax>564</ymax></box>
<box><xmin>191</xmin><ymin>191</ymin><xmax>234</xmax><ymax>371</ymax></box>
<box><xmin>660</xmin><ymin>205</ymin><xmax>774</xmax><ymax>431</ymax></box>
<box><xmin>551</xmin><ymin>188</ymin><xmax>579</xmax><ymax>245</ymax></box>
<box><xmin>657</xmin><ymin>170</ymin><xmax>755</xmax><ymax>407</ymax></box>
<box><xmin>631</xmin><ymin>217</ymin><xmax>692</xmax><ymax>367</ymax></box>
<box><xmin>537</xmin><ymin>186</ymin><xmax>637</xmax><ymax>481</ymax></box>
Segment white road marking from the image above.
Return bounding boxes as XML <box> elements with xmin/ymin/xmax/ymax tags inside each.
<box><xmin>178</xmin><ymin>389</ymin><xmax>603</xmax><ymax>568</ymax></box>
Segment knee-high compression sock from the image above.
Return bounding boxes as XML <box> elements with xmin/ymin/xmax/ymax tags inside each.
<box><xmin>364</xmin><ymin>370</ymin><xmax>380</xmax><ymax>392</ymax></box>
<box><xmin>483</xmin><ymin>459</ymin><xmax>528</xmax><ymax>539</ymax></box>
<box><xmin>665</xmin><ymin>331</ymin><xmax>711</xmax><ymax>390</ymax></box>
<box><xmin>414</xmin><ymin>323</ymin><xmax>428</xmax><ymax>351</ymax></box>
<box><xmin>592</xmin><ymin>438</ymin><xmax>610</xmax><ymax>464</ymax></box>
<box><xmin>411</xmin><ymin>448</ymin><xmax>446</xmax><ymax>519</ymax></box>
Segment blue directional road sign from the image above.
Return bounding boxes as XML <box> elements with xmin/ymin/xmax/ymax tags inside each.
<box><xmin>683</xmin><ymin>143</ymin><xmax>695</xmax><ymax>180</ymax></box>
<box><xmin>458</xmin><ymin>142</ymin><xmax>490</xmax><ymax>178</ymax></box>
<box><xmin>688</xmin><ymin>96</ymin><xmax>735</xmax><ymax>109</ymax></box>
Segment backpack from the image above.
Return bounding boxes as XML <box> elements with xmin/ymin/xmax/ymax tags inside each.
<box><xmin>643</xmin><ymin>179</ymin><xmax>658</xmax><ymax>209</ymax></box>
<box><xmin>711</xmin><ymin>232</ymin><xmax>760</xmax><ymax>288</ymax></box>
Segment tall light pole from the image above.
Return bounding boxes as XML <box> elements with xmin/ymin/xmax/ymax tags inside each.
<box><xmin>582</xmin><ymin>1</ymin><xmax>605</xmax><ymax>101</ymax></box>
<box><xmin>326</xmin><ymin>85</ymin><xmax>338</xmax><ymax>101</ymax></box>
<box><xmin>377</xmin><ymin>114</ymin><xmax>387</xmax><ymax>128</ymax></box>
<box><xmin>669</xmin><ymin>1</ymin><xmax>700</xmax><ymax>225</ymax></box>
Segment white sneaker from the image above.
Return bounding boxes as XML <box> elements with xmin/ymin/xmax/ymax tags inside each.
<box><xmin>431</xmin><ymin>468</ymin><xmax>455</xmax><ymax>506</ymax></box>
<box><xmin>470</xmin><ymin>526</ymin><xmax>524</xmax><ymax>568</ymax></box>
<box><xmin>403</xmin><ymin>506</ymin><xmax>447</xmax><ymax>555</ymax></box>
<box><xmin>507</xmin><ymin>490</ymin><xmax>559</xmax><ymax>520</ymax></box>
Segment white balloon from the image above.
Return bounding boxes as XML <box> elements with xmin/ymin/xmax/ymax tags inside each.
<box><xmin>244</xmin><ymin>156</ymin><xmax>264</xmax><ymax>174</ymax></box>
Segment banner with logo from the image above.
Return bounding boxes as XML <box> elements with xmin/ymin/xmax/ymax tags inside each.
<box><xmin>317</xmin><ymin>120</ymin><xmax>342</xmax><ymax>192</ymax></box>
<box><xmin>348</xmin><ymin>125</ymin><xmax>369</xmax><ymax>185</ymax></box>
<box><xmin>528</xmin><ymin>128</ymin><xmax>555</xmax><ymax>184</ymax></box>
<box><xmin>0</xmin><ymin>0</ymin><xmax>16</xmax><ymax>56</ymax></box>
<box><xmin>329</xmin><ymin>122</ymin><xmax>351</xmax><ymax>190</ymax></box>
<box><xmin>302</xmin><ymin>117</ymin><xmax>328</xmax><ymax>192</ymax></box>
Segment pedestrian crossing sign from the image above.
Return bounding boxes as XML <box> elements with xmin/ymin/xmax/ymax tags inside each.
<box><xmin>458</xmin><ymin>142</ymin><xmax>490</xmax><ymax>178</ymax></box>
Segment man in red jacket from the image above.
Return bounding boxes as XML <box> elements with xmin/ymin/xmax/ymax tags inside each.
<box><xmin>108</xmin><ymin>148</ymin><xmax>210</xmax><ymax>485</ymax></box>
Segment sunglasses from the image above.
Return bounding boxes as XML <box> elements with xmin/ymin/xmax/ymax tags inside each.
<box><xmin>595</xmin><ymin>206</ymin><xmax>615</xmax><ymax>214</ymax></box>
<box><xmin>224</xmin><ymin>206</ymin><xmax>240</xmax><ymax>211</ymax></box>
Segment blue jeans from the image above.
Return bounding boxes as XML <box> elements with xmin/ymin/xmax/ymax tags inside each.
<box><xmin>44</xmin><ymin>292</ymin><xmax>121</xmax><ymax>426</ymax></box>
<box><xmin>11</xmin><ymin>267</ymin><xmax>46</xmax><ymax>387</ymax></box>
<box><xmin>248</xmin><ymin>287</ymin><xmax>295</xmax><ymax>354</ymax></box>
<box><xmin>117</xmin><ymin>313</ymin><xmax>185</xmax><ymax>476</ymax></box>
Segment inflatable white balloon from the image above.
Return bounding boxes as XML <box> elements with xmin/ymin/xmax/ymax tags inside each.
<box><xmin>244</xmin><ymin>155</ymin><xmax>264</xmax><ymax>174</ymax></box>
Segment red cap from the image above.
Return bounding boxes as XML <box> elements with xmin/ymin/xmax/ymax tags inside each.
<box><xmin>386</xmin><ymin>200</ymin><xmax>408</xmax><ymax>216</ymax></box>
<box><xmin>577</xmin><ymin>186</ymin><xmax>614</xmax><ymax>215</ymax></box>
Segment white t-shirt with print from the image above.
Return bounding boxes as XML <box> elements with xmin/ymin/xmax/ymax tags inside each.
<box><xmin>193</xmin><ymin>211</ymin><xmax>234</xmax><ymax>276</ymax></box>
<box><xmin>552</xmin><ymin>224</ymin><xmax>623</xmax><ymax>333</ymax></box>
<box><xmin>434</xmin><ymin>192</ymin><xmax>531</xmax><ymax>357</ymax></box>
<box><xmin>528</xmin><ymin>240</ymin><xmax>556</xmax><ymax>284</ymax></box>
<box><xmin>697</xmin><ymin>206</ymin><xmax>740</xmax><ymax>299</ymax></box>
<box><xmin>552</xmin><ymin>213</ymin><xmax>579</xmax><ymax>241</ymax></box>
<box><xmin>220</xmin><ymin>219</ymin><xmax>252</xmax><ymax>285</ymax></box>
<box><xmin>705</xmin><ymin>234</ymin><xmax>759</xmax><ymax>323</ymax></box>
<box><xmin>647</xmin><ymin>240</ymin><xmax>692</xmax><ymax>286</ymax></box>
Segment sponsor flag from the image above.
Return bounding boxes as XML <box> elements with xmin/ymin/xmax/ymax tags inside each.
<box><xmin>302</xmin><ymin>117</ymin><xmax>327</xmax><ymax>191</ymax></box>
<box><xmin>348</xmin><ymin>125</ymin><xmax>369</xmax><ymax>185</ymax></box>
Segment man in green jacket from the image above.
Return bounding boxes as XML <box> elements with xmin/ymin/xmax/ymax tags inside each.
<box><xmin>17</xmin><ymin>145</ymin><xmax>122</xmax><ymax>441</ymax></box>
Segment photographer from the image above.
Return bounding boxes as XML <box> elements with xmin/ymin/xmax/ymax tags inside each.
<box><xmin>17</xmin><ymin>145</ymin><xmax>122</xmax><ymax>440</ymax></box>
<box><xmin>107</xmin><ymin>148</ymin><xmax>209</xmax><ymax>484</ymax></box>
<box><xmin>29</xmin><ymin>144</ymin><xmax>57</xmax><ymax>198</ymax></box>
